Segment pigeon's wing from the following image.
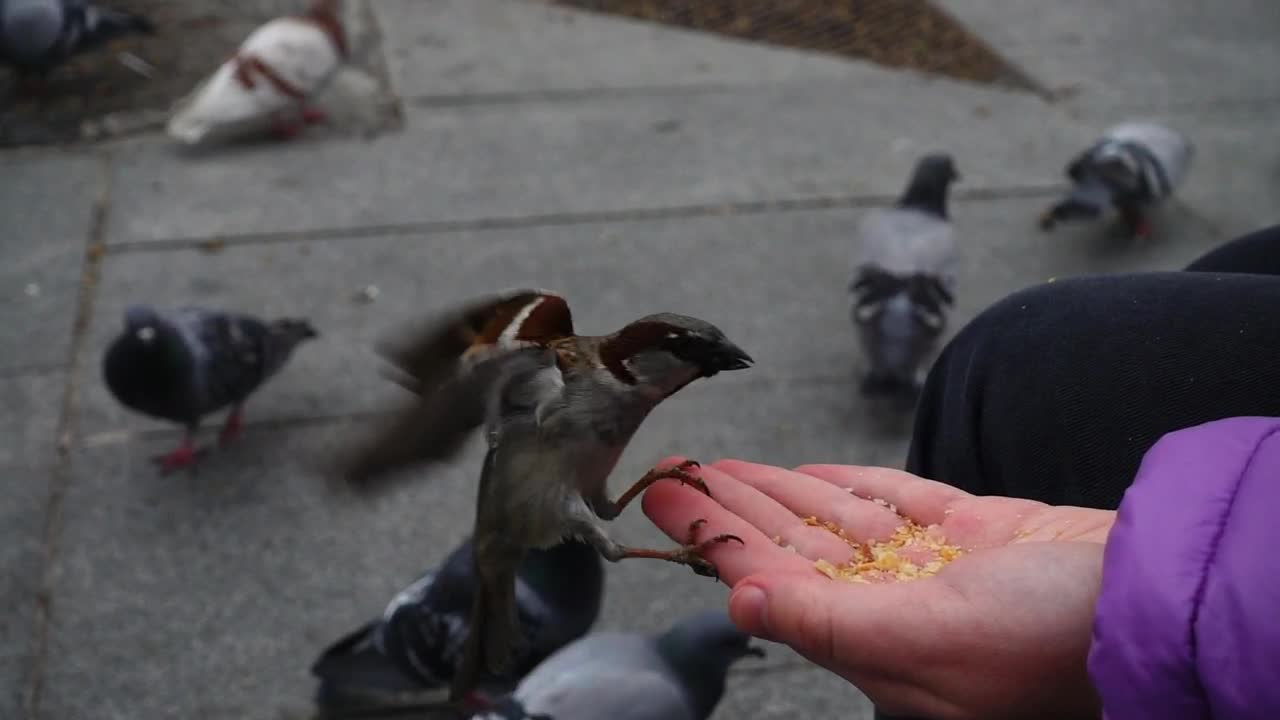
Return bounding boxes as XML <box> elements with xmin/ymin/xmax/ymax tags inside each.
<box><xmin>519</xmin><ymin>667</ymin><xmax>695</xmax><ymax>720</ymax></box>
<box><xmin>170</xmin><ymin>308</ymin><xmax>276</xmax><ymax>414</ymax></box>
<box><xmin>853</xmin><ymin>208</ymin><xmax>958</xmax><ymax>286</ymax></box>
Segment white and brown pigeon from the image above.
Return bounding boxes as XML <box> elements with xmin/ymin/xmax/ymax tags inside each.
<box><xmin>1039</xmin><ymin>121</ymin><xmax>1195</xmax><ymax>241</ymax></box>
<box><xmin>165</xmin><ymin>0</ymin><xmax>347</xmax><ymax>146</ymax></box>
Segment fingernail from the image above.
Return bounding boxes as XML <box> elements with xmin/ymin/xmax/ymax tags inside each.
<box><xmin>730</xmin><ymin>584</ymin><xmax>769</xmax><ymax>636</ymax></box>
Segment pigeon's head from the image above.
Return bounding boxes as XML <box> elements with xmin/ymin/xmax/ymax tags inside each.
<box><xmin>899</xmin><ymin>153</ymin><xmax>960</xmax><ymax>218</ymax></box>
<box><xmin>657</xmin><ymin>610</ymin><xmax>765</xmax><ymax>716</ymax></box>
<box><xmin>122</xmin><ymin>305</ymin><xmax>171</xmax><ymax>346</ymax></box>
<box><xmin>601</xmin><ymin>313</ymin><xmax>752</xmax><ymax>399</ymax></box>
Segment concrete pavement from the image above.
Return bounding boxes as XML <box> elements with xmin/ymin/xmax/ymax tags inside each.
<box><xmin>4</xmin><ymin>1</ymin><xmax>1278</xmax><ymax>718</ymax></box>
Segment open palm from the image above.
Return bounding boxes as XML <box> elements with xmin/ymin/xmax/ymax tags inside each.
<box><xmin>641</xmin><ymin>459</ymin><xmax>1114</xmax><ymax>720</ymax></box>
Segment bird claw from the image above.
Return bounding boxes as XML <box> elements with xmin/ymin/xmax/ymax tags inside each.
<box><xmin>675</xmin><ymin>519</ymin><xmax>743</xmax><ymax>579</ymax></box>
<box><xmin>653</xmin><ymin>460</ymin><xmax>711</xmax><ymax>498</ymax></box>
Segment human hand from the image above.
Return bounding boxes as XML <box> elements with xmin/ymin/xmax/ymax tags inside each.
<box><xmin>641</xmin><ymin>459</ymin><xmax>1114</xmax><ymax>720</ymax></box>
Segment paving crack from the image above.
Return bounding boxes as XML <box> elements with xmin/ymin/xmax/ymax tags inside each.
<box><xmin>104</xmin><ymin>183</ymin><xmax>1065</xmax><ymax>254</ymax></box>
<box><xmin>23</xmin><ymin>150</ymin><xmax>113</xmax><ymax>720</ymax></box>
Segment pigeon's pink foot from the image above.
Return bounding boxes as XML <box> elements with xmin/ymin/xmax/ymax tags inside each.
<box><xmin>270</xmin><ymin>118</ymin><xmax>304</xmax><ymax>140</ymax></box>
<box><xmin>218</xmin><ymin>407</ymin><xmax>243</xmax><ymax>448</ymax></box>
<box><xmin>301</xmin><ymin>106</ymin><xmax>327</xmax><ymax>125</ymax></box>
<box><xmin>1134</xmin><ymin>218</ymin><xmax>1153</xmax><ymax>242</ymax></box>
<box><xmin>152</xmin><ymin>441</ymin><xmax>201</xmax><ymax>476</ymax></box>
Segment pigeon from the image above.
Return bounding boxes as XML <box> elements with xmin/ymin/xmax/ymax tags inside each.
<box><xmin>1039</xmin><ymin>121</ymin><xmax>1195</xmax><ymax>241</ymax></box>
<box><xmin>849</xmin><ymin>153</ymin><xmax>960</xmax><ymax>399</ymax></box>
<box><xmin>101</xmin><ymin>305</ymin><xmax>318</xmax><ymax>474</ymax></box>
<box><xmin>165</xmin><ymin>0</ymin><xmax>346</xmax><ymax>146</ymax></box>
<box><xmin>0</xmin><ymin>0</ymin><xmax>154</xmax><ymax>87</ymax></box>
<box><xmin>470</xmin><ymin>610</ymin><xmax>765</xmax><ymax>720</ymax></box>
<box><xmin>311</xmin><ymin>536</ymin><xmax>605</xmax><ymax>718</ymax></box>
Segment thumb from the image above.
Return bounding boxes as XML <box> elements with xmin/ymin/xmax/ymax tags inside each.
<box><xmin>727</xmin><ymin>571</ymin><xmax>855</xmax><ymax>666</ymax></box>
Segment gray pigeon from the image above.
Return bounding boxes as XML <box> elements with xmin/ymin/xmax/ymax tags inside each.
<box><xmin>1039</xmin><ymin>121</ymin><xmax>1194</xmax><ymax>240</ymax></box>
<box><xmin>849</xmin><ymin>153</ymin><xmax>960</xmax><ymax>399</ymax></box>
<box><xmin>470</xmin><ymin>609</ymin><xmax>764</xmax><ymax>720</ymax></box>
<box><xmin>311</xmin><ymin>536</ymin><xmax>604</xmax><ymax>718</ymax></box>
<box><xmin>1</xmin><ymin>0</ymin><xmax>153</xmax><ymax>81</ymax></box>
<box><xmin>101</xmin><ymin>305</ymin><xmax>317</xmax><ymax>474</ymax></box>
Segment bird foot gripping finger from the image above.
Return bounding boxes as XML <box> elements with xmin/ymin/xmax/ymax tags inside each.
<box><xmin>604</xmin><ymin>460</ymin><xmax>709</xmax><ymax>520</ymax></box>
<box><xmin>652</xmin><ymin>459</ymin><xmax>711</xmax><ymax>497</ymax></box>
<box><xmin>675</xmin><ymin>519</ymin><xmax>744</xmax><ymax>579</ymax></box>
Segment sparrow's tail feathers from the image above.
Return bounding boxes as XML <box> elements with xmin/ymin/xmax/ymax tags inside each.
<box><xmin>450</xmin><ymin>566</ymin><xmax>519</xmax><ymax>702</ymax></box>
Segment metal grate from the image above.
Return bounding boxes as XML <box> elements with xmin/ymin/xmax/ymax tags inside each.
<box><xmin>546</xmin><ymin>0</ymin><xmax>1038</xmax><ymax>92</ymax></box>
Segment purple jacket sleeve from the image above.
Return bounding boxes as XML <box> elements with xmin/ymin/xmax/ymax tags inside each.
<box><xmin>1088</xmin><ymin>417</ymin><xmax>1280</xmax><ymax>720</ymax></box>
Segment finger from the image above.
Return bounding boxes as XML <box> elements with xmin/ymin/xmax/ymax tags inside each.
<box><xmin>693</xmin><ymin>464</ymin><xmax>856</xmax><ymax>563</ymax></box>
<box><xmin>641</xmin><ymin>479</ymin><xmax>817</xmax><ymax>587</ymax></box>
<box><xmin>794</xmin><ymin>464</ymin><xmax>970</xmax><ymax>526</ymax></box>
<box><xmin>715</xmin><ymin>460</ymin><xmax>904</xmax><ymax>543</ymax></box>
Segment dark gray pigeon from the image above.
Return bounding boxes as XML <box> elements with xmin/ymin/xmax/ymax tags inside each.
<box><xmin>1039</xmin><ymin>121</ymin><xmax>1194</xmax><ymax>241</ymax></box>
<box><xmin>1</xmin><ymin>0</ymin><xmax>154</xmax><ymax>83</ymax></box>
<box><xmin>311</xmin><ymin>536</ymin><xmax>604</xmax><ymax>718</ymax></box>
<box><xmin>849</xmin><ymin>153</ymin><xmax>959</xmax><ymax>399</ymax></box>
<box><xmin>101</xmin><ymin>305</ymin><xmax>317</xmax><ymax>474</ymax></box>
<box><xmin>470</xmin><ymin>609</ymin><xmax>764</xmax><ymax>720</ymax></box>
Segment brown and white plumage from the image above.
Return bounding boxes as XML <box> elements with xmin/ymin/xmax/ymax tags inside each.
<box><xmin>337</xmin><ymin>289</ymin><xmax>754</xmax><ymax>705</ymax></box>
<box><xmin>166</xmin><ymin>0</ymin><xmax>346</xmax><ymax>145</ymax></box>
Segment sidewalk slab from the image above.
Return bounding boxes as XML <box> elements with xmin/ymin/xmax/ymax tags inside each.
<box><xmin>936</xmin><ymin>0</ymin><xmax>1280</xmax><ymax>108</ymax></box>
<box><xmin>374</xmin><ymin>0</ymin><xmax>885</xmax><ymax>99</ymax></box>
<box><xmin>104</xmin><ymin>76</ymin><xmax>1088</xmax><ymax>244</ymax></box>
<box><xmin>81</xmin><ymin>193</ymin><xmax>1216</xmax><ymax>440</ymax></box>
<box><xmin>0</xmin><ymin>370</ymin><xmax>64</xmax><ymax>720</ymax></box>
<box><xmin>0</xmin><ymin>153</ymin><xmax>99</xmax><ymax>372</ymax></box>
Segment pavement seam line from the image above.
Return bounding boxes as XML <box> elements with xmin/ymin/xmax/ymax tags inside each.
<box><xmin>23</xmin><ymin>150</ymin><xmax>113</xmax><ymax>720</ymax></box>
<box><xmin>103</xmin><ymin>183</ymin><xmax>1066</xmax><ymax>253</ymax></box>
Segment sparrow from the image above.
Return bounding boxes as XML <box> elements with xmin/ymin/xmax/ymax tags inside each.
<box><xmin>1038</xmin><ymin>121</ymin><xmax>1194</xmax><ymax>241</ymax></box>
<box><xmin>850</xmin><ymin>153</ymin><xmax>959</xmax><ymax>399</ymax></box>
<box><xmin>336</xmin><ymin>288</ymin><xmax>754</xmax><ymax>704</ymax></box>
<box><xmin>102</xmin><ymin>304</ymin><xmax>318</xmax><ymax>474</ymax></box>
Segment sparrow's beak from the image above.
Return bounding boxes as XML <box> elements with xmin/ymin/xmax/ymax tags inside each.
<box><xmin>708</xmin><ymin>341</ymin><xmax>754</xmax><ymax>374</ymax></box>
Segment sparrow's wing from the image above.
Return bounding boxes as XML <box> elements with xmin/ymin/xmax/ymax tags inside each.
<box><xmin>376</xmin><ymin>289</ymin><xmax>573</xmax><ymax>397</ymax></box>
<box><xmin>337</xmin><ymin>291</ymin><xmax>572</xmax><ymax>488</ymax></box>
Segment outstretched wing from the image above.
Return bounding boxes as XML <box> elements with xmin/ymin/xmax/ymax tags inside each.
<box><xmin>339</xmin><ymin>290</ymin><xmax>573</xmax><ymax>488</ymax></box>
<box><xmin>376</xmin><ymin>289</ymin><xmax>573</xmax><ymax>396</ymax></box>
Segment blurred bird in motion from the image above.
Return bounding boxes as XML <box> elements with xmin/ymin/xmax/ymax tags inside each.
<box><xmin>166</xmin><ymin>0</ymin><xmax>346</xmax><ymax>145</ymax></box>
<box><xmin>1039</xmin><ymin>121</ymin><xmax>1194</xmax><ymax>241</ymax></box>
<box><xmin>850</xmin><ymin>153</ymin><xmax>960</xmax><ymax>401</ymax></box>
<box><xmin>336</xmin><ymin>288</ymin><xmax>754</xmax><ymax>703</ymax></box>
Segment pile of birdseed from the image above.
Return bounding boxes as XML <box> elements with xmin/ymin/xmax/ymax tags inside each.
<box><xmin>801</xmin><ymin>514</ymin><xmax>966</xmax><ymax>584</ymax></box>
